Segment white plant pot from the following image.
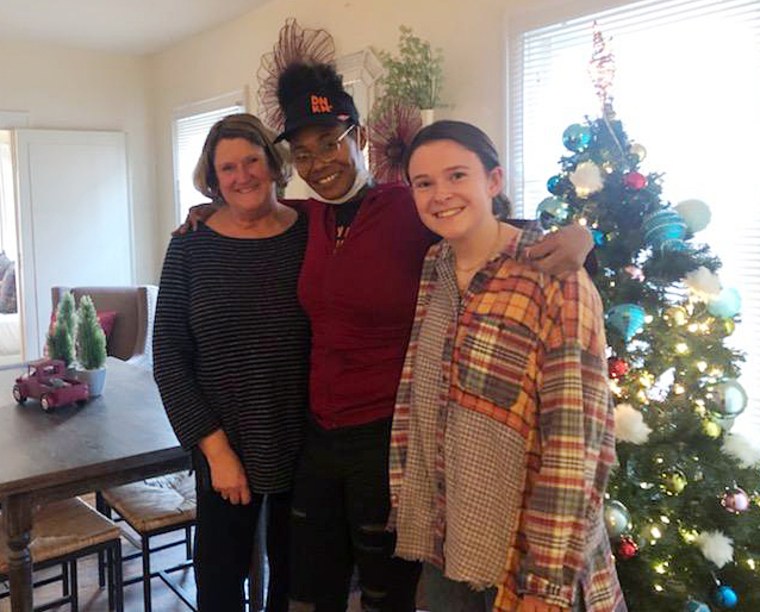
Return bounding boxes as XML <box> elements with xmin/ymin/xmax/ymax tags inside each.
<box><xmin>75</xmin><ymin>367</ymin><xmax>107</xmax><ymax>397</ymax></box>
<box><xmin>421</xmin><ymin>108</ymin><xmax>435</xmax><ymax>127</ymax></box>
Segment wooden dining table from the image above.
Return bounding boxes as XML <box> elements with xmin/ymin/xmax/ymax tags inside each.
<box><xmin>0</xmin><ymin>357</ymin><xmax>191</xmax><ymax>612</ymax></box>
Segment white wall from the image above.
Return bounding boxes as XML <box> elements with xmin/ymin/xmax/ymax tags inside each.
<box><xmin>0</xmin><ymin>39</ymin><xmax>157</xmax><ymax>283</ymax></box>
<box><xmin>0</xmin><ymin>0</ymin><xmax>637</xmax><ymax>284</ymax></box>
<box><xmin>149</xmin><ymin>0</ymin><xmax>508</xmax><ymax>274</ymax></box>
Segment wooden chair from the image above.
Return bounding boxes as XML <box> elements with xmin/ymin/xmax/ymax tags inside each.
<box><xmin>97</xmin><ymin>472</ymin><xmax>196</xmax><ymax>612</ymax></box>
<box><xmin>0</xmin><ymin>497</ymin><xmax>123</xmax><ymax>611</ymax></box>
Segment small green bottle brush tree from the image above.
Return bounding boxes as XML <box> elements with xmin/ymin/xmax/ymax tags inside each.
<box><xmin>76</xmin><ymin>295</ymin><xmax>106</xmax><ymax>371</ymax></box>
<box><xmin>47</xmin><ymin>291</ymin><xmax>77</xmax><ymax>367</ymax></box>
<box><xmin>47</xmin><ymin>291</ymin><xmax>106</xmax><ymax>370</ymax></box>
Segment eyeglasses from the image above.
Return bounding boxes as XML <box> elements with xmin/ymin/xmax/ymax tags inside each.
<box><xmin>292</xmin><ymin>124</ymin><xmax>356</xmax><ymax>169</ymax></box>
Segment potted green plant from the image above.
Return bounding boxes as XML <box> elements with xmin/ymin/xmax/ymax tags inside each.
<box><xmin>376</xmin><ymin>26</ymin><xmax>445</xmax><ymax>124</ymax></box>
<box><xmin>46</xmin><ymin>291</ymin><xmax>77</xmax><ymax>368</ymax></box>
<box><xmin>75</xmin><ymin>295</ymin><xmax>107</xmax><ymax>396</ymax></box>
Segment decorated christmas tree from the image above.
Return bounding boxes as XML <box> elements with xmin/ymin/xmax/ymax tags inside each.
<box><xmin>538</xmin><ymin>29</ymin><xmax>760</xmax><ymax>611</ymax></box>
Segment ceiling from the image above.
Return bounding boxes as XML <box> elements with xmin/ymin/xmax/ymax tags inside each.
<box><xmin>0</xmin><ymin>0</ymin><xmax>271</xmax><ymax>55</ymax></box>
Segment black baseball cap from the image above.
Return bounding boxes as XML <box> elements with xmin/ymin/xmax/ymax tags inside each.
<box><xmin>275</xmin><ymin>89</ymin><xmax>360</xmax><ymax>143</ymax></box>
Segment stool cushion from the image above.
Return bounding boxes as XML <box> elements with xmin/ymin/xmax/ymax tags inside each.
<box><xmin>102</xmin><ymin>471</ymin><xmax>196</xmax><ymax>533</ymax></box>
<box><xmin>0</xmin><ymin>497</ymin><xmax>120</xmax><ymax>574</ymax></box>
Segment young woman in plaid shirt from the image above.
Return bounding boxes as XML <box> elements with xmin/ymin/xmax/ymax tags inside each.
<box><xmin>389</xmin><ymin>121</ymin><xmax>626</xmax><ymax>612</ymax></box>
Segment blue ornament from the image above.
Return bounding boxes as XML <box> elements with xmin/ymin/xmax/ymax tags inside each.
<box><xmin>713</xmin><ymin>379</ymin><xmax>748</xmax><ymax>417</ymax></box>
<box><xmin>537</xmin><ymin>196</ymin><xmax>570</xmax><ymax>229</ymax></box>
<box><xmin>562</xmin><ymin>124</ymin><xmax>592</xmax><ymax>152</ymax></box>
<box><xmin>713</xmin><ymin>585</ymin><xmax>738</xmax><ymax>609</ymax></box>
<box><xmin>642</xmin><ymin>209</ymin><xmax>687</xmax><ymax>252</ymax></box>
<box><xmin>707</xmin><ymin>288</ymin><xmax>741</xmax><ymax>319</ymax></box>
<box><xmin>606</xmin><ymin>304</ymin><xmax>646</xmax><ymax>342</ymax></box>
<box><xmin>547</xmin><ymin>175</ymin><xmax>563</xmax><ymax>195</ymax></box>
<box><xmin>592</xmin><ymin>229</ymin><xmax>608</xmax><ymax>247</ymax></box>
<box><xmin>685</xmin><ymin>600</ymin><xmax>711</xmax><ymax>612</ymax></box>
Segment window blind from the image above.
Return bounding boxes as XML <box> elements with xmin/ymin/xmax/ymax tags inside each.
<box><xmin>511</xmin><ymin>0</ymin><xmax>760</xmax><ymax>431</ymax></box>
<box><xmin>173</xmin><ymin>102</ymin><xmax>244</xmax><ymax>222</ymax></box>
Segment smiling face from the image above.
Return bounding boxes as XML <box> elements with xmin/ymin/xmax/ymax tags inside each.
<box><xmin>289</xmin><ymin>123</ymin><xmax>365</xmax><ymax>201</ymax></box>
<box><xmin>407</xmin><ymin>139</ymin><xmax>503</xmax><ymax>243</ymax></box>
<box><xmin>213</xmin><ymin>137</ymin><xmax>277</xmax><ymax>216</ymax></box>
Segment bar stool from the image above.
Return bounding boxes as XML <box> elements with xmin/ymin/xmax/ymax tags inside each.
<box><xmin>97</xmin><ymin>471</ymin><xmax>196</xmax><ymax>611</ymax></box>
<box><xmin>0</xmin><ymin>497</ymin><xmax>123</xmax><ymax>611</ymax></box>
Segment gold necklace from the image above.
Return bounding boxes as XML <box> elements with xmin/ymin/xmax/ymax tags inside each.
<box><xmin>454</xmin><ymin>221</ymin><xmax>502</xmax><ymax>274</ymax></box>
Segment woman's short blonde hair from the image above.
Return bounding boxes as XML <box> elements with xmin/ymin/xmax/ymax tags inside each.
<box><xmin>193</xmin><ymin>113</ymin><xmax>291</xmax><ymax>201</ymax></box>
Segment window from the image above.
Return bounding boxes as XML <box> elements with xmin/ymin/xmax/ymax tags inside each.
<box><xmin>511</xmin><ymin>0</ymin><xmax>760</xmax><ymax>430</ymax></box>
<box><xmin>172</xmin><ymin>92</ymin><xmax>245</xmax><ymax>222</ymax></box>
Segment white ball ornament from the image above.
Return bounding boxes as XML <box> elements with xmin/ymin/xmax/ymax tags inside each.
<box><xmin>675</xmin><ymin>199</ymin><xmax>712</xmax><ymax>233</ymax></box>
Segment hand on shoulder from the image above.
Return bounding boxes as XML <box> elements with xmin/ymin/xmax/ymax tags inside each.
<box><xmin>172</xmin><ymin>202</ymin><xmax>221</xmax><ymax>236</ymax></box>
<box><xmin>523</xmin><ymin>222</ymin><xmax>593</xmax><ymax>278</ymax></box>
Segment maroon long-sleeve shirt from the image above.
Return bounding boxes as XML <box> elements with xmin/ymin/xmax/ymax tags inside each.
<box><xmin>297</xmin><ymin>183</ymin><xmax>436</xmax><ymax>429</ymax></box>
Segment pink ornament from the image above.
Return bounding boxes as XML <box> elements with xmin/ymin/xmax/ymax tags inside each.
<box><xmin>623</xmin><ymin>171</ymin><xmax>647</xmax><ymax>190</ymax></box>
<box><xmin>721</xmin><ymin>486</ymin><xmax>750</xmax><ymax>514</ymax></box>
<box><xmin>624</xmin><ymin>265</ymin><xmax>645</xmax><ymax>281</ymax></box>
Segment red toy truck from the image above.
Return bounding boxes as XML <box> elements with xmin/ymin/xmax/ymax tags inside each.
<box><xmin>12</xmin><ymin>359</ymin><xmax>90</xmax><ymax>411</ymax></box>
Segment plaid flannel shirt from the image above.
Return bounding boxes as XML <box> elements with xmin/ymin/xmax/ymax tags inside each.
<box><xmin>389</xmin><ymin>224</ymin><xmax>626</xmax><ymax>612</ymax></box>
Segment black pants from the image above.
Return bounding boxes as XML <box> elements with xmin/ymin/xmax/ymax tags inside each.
<box><xmin>194</xmin><ymin>453</ymin><xmax>291</xmax><ymax>612</ymax></box>
<box><xmin>289</xmin><ymin>418</ymin><xmax>421</xmax><ymax>612</ymax></box>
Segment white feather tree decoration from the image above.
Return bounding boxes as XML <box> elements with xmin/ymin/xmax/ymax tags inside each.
<box><xmin>569</xmin><ymin>161</ymin><xmax>604</xmax><ymax>198</ymax></box>
<box><xmin>722</xmin><ymin>432</ymin><xmax>760</xmax><ymax>469</ymax></box>
<box><xmin>614</xmin><ymin>403</ymin><xmax>652</xmax><ymax>444</ymax></box>
<box><xmin>695</xmin><ymin>531</ymin><xmax>734</xmax><ymax>568</ymax></box>
<box><xmin>685</xmin><ymin>266</ymin><xmax>721</xmax><ymax>301</ymax></box>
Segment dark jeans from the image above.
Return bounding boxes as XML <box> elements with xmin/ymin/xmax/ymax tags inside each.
<box><xmin>194</xmin><ymin>453</ymin><xmax>291</xmax><ymax>612</ymax></box>
<box><xmin>289</xmin><ymin>418</ymin><xmax>421</xmax><ymax>611</ymax></box>
<box><xmin>422</xmin><ymin>564</ymin><xmax>497</xmax><ymax>612</ymax></box>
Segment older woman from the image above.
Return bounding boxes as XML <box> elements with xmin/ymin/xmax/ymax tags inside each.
<box><xmin>153</xmin><ymin>113</ymin><xmax>309</xmax><ymax>612</ymax></box>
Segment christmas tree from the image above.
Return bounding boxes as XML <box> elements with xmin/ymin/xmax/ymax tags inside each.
<box><xmin>538</xmin><ymin>29</ymin><xmax>760</xmax><ymax>612</ymax></box>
